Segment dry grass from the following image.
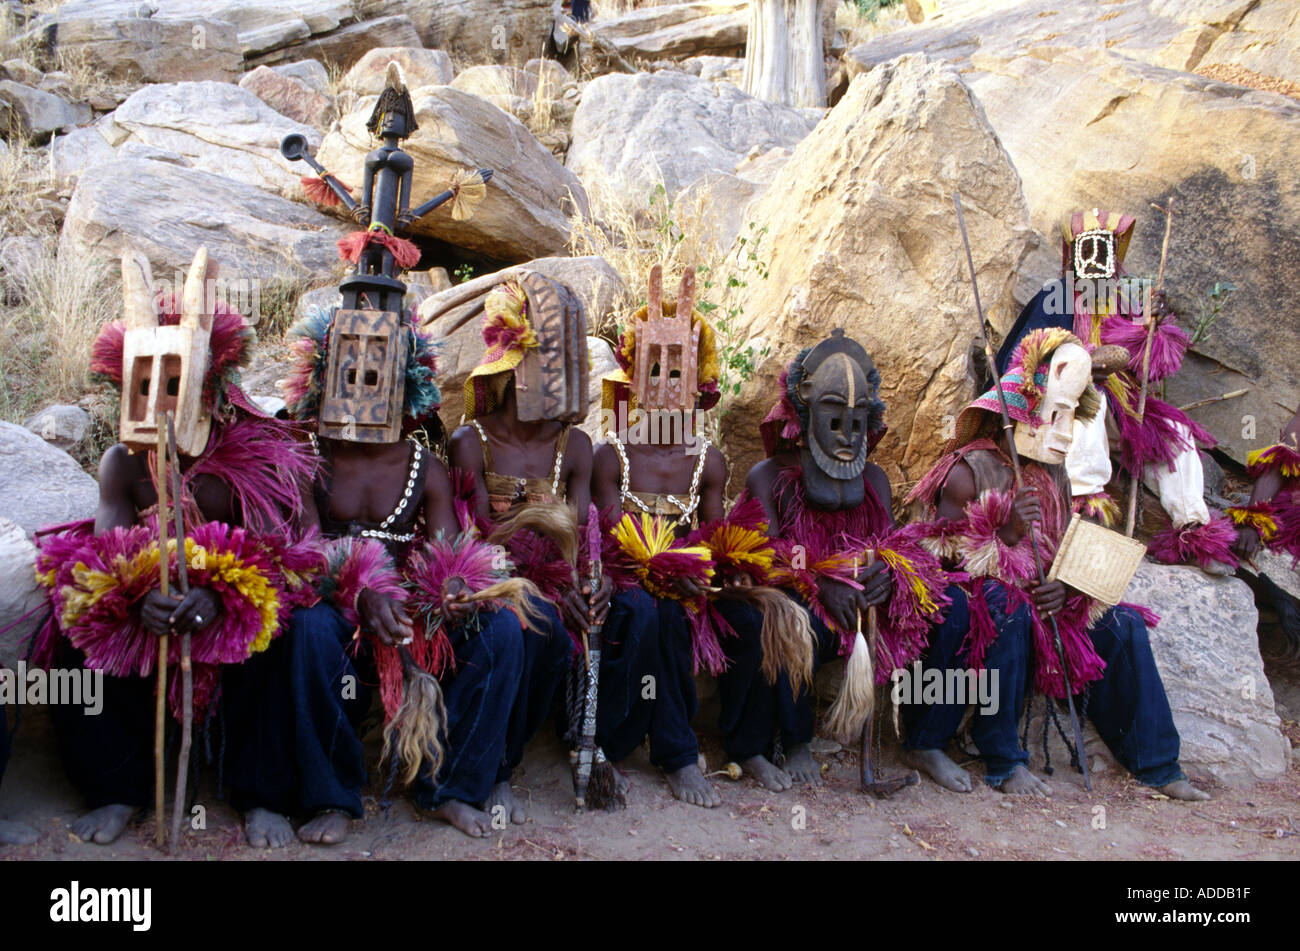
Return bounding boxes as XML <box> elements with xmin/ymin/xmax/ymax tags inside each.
<box><xmin>836</xmin><ymin>0</ymin><xmax>910</xmax><ymax>47</ymax></box>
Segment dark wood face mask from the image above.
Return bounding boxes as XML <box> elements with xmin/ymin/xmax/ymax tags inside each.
<box><xmin>513</xmin><ymin>271</ymin><xmax>589</xmax><ymax>424</ymax></box>
<box><xmin>794</xmin><ymin>329</ymin><xmax>878</xmax><ymax>511</ymax></box>
<box><xmin>319</xmin><ymin>308</ymin><xmax>408</xmax><ymax>444</ymax></box>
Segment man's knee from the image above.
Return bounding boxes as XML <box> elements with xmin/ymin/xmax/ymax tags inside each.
<box><xmin>475</xmin><ymin>609</ymin><xmax>527</xmax><ymax>672</ymax></box>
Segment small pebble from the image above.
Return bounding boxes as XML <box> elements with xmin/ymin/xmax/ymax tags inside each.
<box><xmin>967</xmin><ymin>847</ymin><xmax>979</xmax><ymax>857</ymax></box>
<box><xmin>1054</xmin><ymin>819</ymin><xmax>1067</xmax><ymax>828</ymax></box>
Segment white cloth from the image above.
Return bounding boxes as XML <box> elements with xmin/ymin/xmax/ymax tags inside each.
<box><xmin>1066</xmin><ymin>409</ymin><xmax>1111</xmax><ymax>497</ymax></box>
<box><xmin>1067</xmin><ymin>411</ymin><xmax>1209</xmax><ymax>529</ymax></box>
<box><xmin>1142</xmin><ymin>421</ymin><xmax>1210</xmax><ymax>529</ymax></box>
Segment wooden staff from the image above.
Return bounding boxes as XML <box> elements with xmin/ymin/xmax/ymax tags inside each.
<box><xmin>166</xmin><ymin>412</ymin><xmax>194</xmax><ymax>853</ymax></box>
<box><xmin>1125</xmin><ymin>198</ymin><xmax>1176</xmax><ymax>537</ymax></box>
<box><xmin>153</xmin><ymin>422</ymin><xmax>170</xmax><ymax>848</ymax></box>
<box><xmin>858</xmin><ymin>551</ymin><xmax>918</xmax><ymax>798</ymax></box>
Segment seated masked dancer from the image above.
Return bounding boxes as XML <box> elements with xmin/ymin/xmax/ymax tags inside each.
<box><xmin>1227</xmin><ymin>407</ymin><xmax>1300</xmax><ymax>566</ymax></box>
<box><xmin>907</xmin><ymin>328</ymin><xmax>1209</xmax><ymax>801</ymax></box>
<box><xmin>31</xmin><ymin>248</ymin><xmax>323</xmax><ymax>847</ymax></box>
<box><xmin>995</xmin><ymin>210</ymin><xmax>1235</xmax><ymax>575</ymax></box>
<box><xmin>590</xmin><ymin>266</ymin><xmax>734</xmax><ymax>808</ymax></box>
<box><xmin>715</xmin><ymin>331</ymin><xmax>949</xmax><ymax>792</ymax></box>
<box><xmin>448</xmin><ymin>272</ymin><xmax>624</xmax><ymax>817</ymax></box>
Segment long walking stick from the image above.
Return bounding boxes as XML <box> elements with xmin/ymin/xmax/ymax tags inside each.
<box><xmin>954</xmin><ymin>193</ymin><xmax>1092</xmax><ymax>790</ymax></box>
<box><xmin>573</xmin><ymin>504</ymin><xmax>622</xmax><ymax>810</ymax></box>
<box><xmin>166</xmin><ymin>413</ymin><xmax>194</xmax><ymax>852</ymax></box>
<box><xmin>858</xmin><ymin>550</ymin><xmax>919</xmax><ymax>798</ymax></box>
<box><xmin>1124</xmin><ymin>197</ymin><xmax>1176</xmax><ymax>537</ymax></box>
<box><xmin>153</xmin><ymin>423</ymin><xmax>170</xmax><ymax>847</ymax></box>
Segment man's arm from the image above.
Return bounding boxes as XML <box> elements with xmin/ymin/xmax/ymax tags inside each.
<box><xmin>590</xmin><ymin>441</ymin><xmax>623</xmax><ymax>517</ymax></box>
<box><xmin>447</xmin><ymin>425</ymin><xmax>490</xmax><ymax>523</ymax></box>
<box><xmin>563</xmin><ymin>428</ymin><xmax>595</xmax><ymax>520</ymax></box>
<box><xmin>422</xmin><ymin>455</ymin><xmax>462</xmax><ymax>540</ymax></box>
<box><xmin>95</xmin><ymin>444</ymin><xmax>141</xmax><ymax>534</ymax></box>
<box><xmin>745</xmin><ymin>458</ymin><xmax>783</xmax><ymax>538</ymax></box>
<box><xmin>697</xmin><ymin>445</ymin><xmax>728</xmax><ymax>525</ymax></box>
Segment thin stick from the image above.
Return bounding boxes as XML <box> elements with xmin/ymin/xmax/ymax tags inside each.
<box><xmin>153</xmin><ymin>424</ymin><xmax>170</xmax><ymax>848</ymax></box>
<box><xmin>166</xmin><ymin>412</ymin><xmax>193</xmax><ymax>853</ymax></box>
<box><xmin>1126</xmin><ymin>197</ymin><xmax>1176</xmax><ymax>537</ymax></box>
<box><xmin>953</xmin><ymin>192</ymin><xmax>1091</xmax><ymax>791</ymax></box>
<box><xmin>1178</xmin><ymin>389</ymin><xmax>1248</xmax><ymax>413</ymax></box>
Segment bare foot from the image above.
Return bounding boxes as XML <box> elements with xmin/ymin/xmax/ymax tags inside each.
<box><xmin>996</xmin><ymin>764</ymin><xmax>1052</xmax><ymax>798</ymax></box>
<box><xmin>1158</xmin><ymin>779</ymin><xmax>1211</xmax><ymax>802</ymax></box>
<box><xmin>785</xmin><ymin>743</ymin><xmax>822</xmax><ymax>785</ymax></box>
<box><xmin>297</xmin><ymin>811</ymin><xmax>351</xmax><ymax>845</ymax></box>
<box><xmin>485</xmin><ymin>780</ymin><xmax>527</xmax><ymax>826</ymax></box>
<box><xmin>70</xmin><ymin>804</ymin><xmax>137</xmax><ymax>844</ymax></box>
<box><xmin>743</xmin><ymin>754</ymin><xmax>793</xmax><ymax>792</ymax></box>
<box><xmin>665</xmin><ymin>763</ymin><xmax>721</xmax><ymax>808</ymax></box>
<box><xmin>430</xmin><ymin>800</ymin><xmax>492</xmax><ymax>838</ymax></box>
<box><xmin>613</xmin><ymin>767</ymin><xmax>631</xmax><ymax>798</ymax></box>
<box><xmin>901</xmin><ymin>748</ymin><xmax>972</xmax><ymax>793</ymax></box>
<box><xmin>0</xmin><ymin>819</ymin><xmax>37</xmax><ymax>846</ymax></box>
<box><xmin>244</xmin><ymin>807</ymin><xmax>294</xmax><ymax>849</ymax></box>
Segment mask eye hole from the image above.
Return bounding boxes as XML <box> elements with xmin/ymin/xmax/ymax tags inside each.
<box><xmin>140</xmin><ymin>379</ymin><xmax>150</xmax><ymax>396</ymax></box>
<box><xmin>364</xmin><ymin>369</ymin><xmax>379</xmax><ymax>387</ymax></box>
<box><xmin>166</xmin><ymin>375</ymin><xmax>180</xmax><ymax>397</ymax></box>
<box><xmin>852</xmin><ymin>419</ymin><xmax>861</xmax><ymax>433</ymax></box>
<box><xmin>668</xmin><ymin>368</ymin><xmax>681</xmax><ymax>380</ymax></box>
<box><xmin>650</xmin><ymin>362</ymin><xmax>661</xmax><ymax>380</ymax></box>
<box><xmin>345</xmin><ymin>369</ymin><xmax>357</xmax><ymax>385</ymax></box>
<box><xmin>830</xmin><ymin>418</ymin><xmax>841</xmax><ymax>432</ymax></box>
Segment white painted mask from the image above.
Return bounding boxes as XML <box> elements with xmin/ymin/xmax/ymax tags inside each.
<box><xmin>1013</xmin><ymin>342</ymin><xmax>1092</xmax><ymax>465</ymax></box>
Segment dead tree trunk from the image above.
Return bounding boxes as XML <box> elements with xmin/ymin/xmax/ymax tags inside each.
<box><xmin>742</xmin><ymin>0</ymin><xmax>827</xmax><ymax>108</ymax></box>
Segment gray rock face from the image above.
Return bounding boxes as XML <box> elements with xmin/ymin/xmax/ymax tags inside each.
<box><xmin>246</xmin><ymin>15</ymin><xmax>423</xmax><ymax>69</ymax></box>
<box><xmin>111</xmin><ymin>81</ymin><xmax>321</xmax><ymax>199</ymax></box>
<box><xmin>364</xmin><ymin>0</ymin><xmax>554</xmax><ymax>63</ymax></box>
<box><xmin>0</xmin><ymin>517</ymin><xmax>45</xmax><ymax>671</ymax></box>
<box><xmin>587</xmin><ymin>1</ymin><xmax>749</xmax><ymax>59</ymax></box>
<box><xmin>0</xmin><ymin>422</ymin><xmax>99</xmax><ymax>538</ymax></box>
<box><xmin>343</xmin><ymin>47</ymin><xmax>453</xmax><ymax>96</ymax></box>
<box><xmin>1124</xmin><ymin>562</ymin><xmax>1291</xmax><ymax>786</ymax></box>
<box><xmin>0</xmin><ymin>80</ymin><xmax>91</xmax><ymax>143</ymax></box>
<box><xmin>60</xmin><ymin>157</ymin><xmax>349</xmax><ymax>284</ymax></box>
<box><xmin>317</xmin><ymin>85</ymin><xmax>588</xmax><ymax>262</ymax></box>
<box><xmin>270</xmin><ymin>60</ymin><xmax>331</xmax><ymax>96</ymax></box>
<box><xmin>47</xmin><ymin>16</ymin><xmax>243</xmax><ymax>85</ymax></box>
<box><xmin>567</xmin><ymin>70</ymin><xmax>821</xmax><ymax>204</ymax></box>
<box><xmin>22</xmin><ymin>406</ymin><xmax>91</xmax><ymax>453</ymax></box>
<box><xmin>49</xmin><ymin>125</ymin><xmax>117</xmax><ymax>186</ymax></box>
<box><xmin>239</xmin><ymin>65</ymin><xmax>333</xmax><ymax>128</ymax></box>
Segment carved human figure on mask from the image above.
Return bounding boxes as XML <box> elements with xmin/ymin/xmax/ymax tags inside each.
<box><xmin>30</xmin><ymin>247</ymin><xmax>323</xmax><ymax>848</ymax></box>
<box><xmin>995</xmin><ymin>208</ymin><xmax>1235</xmax><ymax>575</ymax></box>
<box><xmin>907</xmin><ymin>328</ymin><xmax>1209</xmax><ymax>802</ymax></box>
<box><xmin>712</xmin><ymin>330</ymin><xmax>950</xmax><ymax>792</ymax></box>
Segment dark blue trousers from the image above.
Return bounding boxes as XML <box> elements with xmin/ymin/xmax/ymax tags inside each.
<box><xmin>1085</xmin><ymin>605</ymin><xmax>1185</xmax><ymax>787</ymax></box>
<box><xmin>714</xmin><ymin>592</ymin><xmax>839</xmax><ymax>762</ymax></box>
<box><xmin>497</xmin><ymin>596</ymin><xmax>572</xmax><ymax>784</ymax></box>
<box><xmin>903</xmin><ymin>582</ymin><xmax>1031</xmax><ymax>785</ymax></box>
<box><xmin>51</xmin><ymin>646</ymin><xmax>155</xmax><ymax>809</ymax></box>
<box><xmin>225</xmin><ymin>601</ymin><xmax>371</xmax><ymax>818</ymax></box>
<box><xmin>417</xmin><ymin>606</ymin><xmax>525</xmax><ymax>809</ymax></box>
<box><xmin>596</xmin><ymin>591</ymin><xmax>699</xmax><ymax>773</ymax></box>
<box><xmin>0</xmin><ymin>705</ymin><xmax>9</xmax><ymax>792</ymax></box>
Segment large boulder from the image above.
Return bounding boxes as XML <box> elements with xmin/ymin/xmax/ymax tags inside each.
<box><xmin>23</xmin><ymin>405</ymin><xmax>91</xmax><ymax>454</ymax></box>
<box><xmin>44</xmin><ymin>16</ymin><xmax>243</xmax><ymax>85</ymax></box>
<box><xmin>61</xmin><ymin>157</ymin><xmax>349</xmax><ymax>284</ymax></box>
<box><xmin>246</xmin><ymin>15</ymin><xmax>423</xmax><ymax>69</ymax></box>
<box><xmin>0</xmin><ymin>80</ymin><xmax>90</xmax><ymax>143</ymax></box>
<box><xmin>239</xmin><ymin>65</ymin><xmax>333</xmax><ymax>129</ymax></box>
<box><xmin>587</xmin><ymin>1</ymin><xmax>749</xmax><ymax>60</ymax></box>
<box><xmin>567</xmin><ymin>70</ymin><xmax>821</xmax><ymax>205</ymax></box>
<box><xmin>109</xmin><ymin>81</ymin><xmax>322</xmax><ymax>199</ymax></box>
<box><xmin>1124</xmin><ymin>562</ymin><xmax>1291</xmax><ymax>785</ymax></box>
<box><xmin>49</xmin><ymin>124</ymin><xmax>117</xmax><ymax>187</ymax></box>
<box><xmin>719</xmin><ymin>56</ymin><xmax>1034</xmax><ymax>489</ymax></box>
<box><xmin>343</xmin><ymin>47</ymin><xmax>454</xmax><ymax>96</ymax></box>
<box><xmin>0</xmin><ymin>422</ymin><xmax>98</xmax><ymax>538</ymax></box>
<box><xmin>316</xmin><ymin>86</ymin><xmax>589</xmax><ymax>262</ymax></box>
<box><xmin>417</xmin><ymin>255</ymin><xmax>625</xmax><ymax>426</ymax></box>
<box><xmin>363</xmin><ymin>0</ymin><xmax>554</xmax><ymax>64</ymax></box>
<box><xmin>0</xmin><ymin>518</ymin><xmax>44</xmax><ymax>671</ymax></box>
<box><xmin>843</xmin><ymin>0</ymin><xmax>1300</xmax><ymax>465</ymax></box>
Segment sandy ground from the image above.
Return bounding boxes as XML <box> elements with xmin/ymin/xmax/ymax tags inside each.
<box><xmin>3</xmin><ymin>667</ymin><xmax>1299</xmax><ymax>863</ymax></box>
